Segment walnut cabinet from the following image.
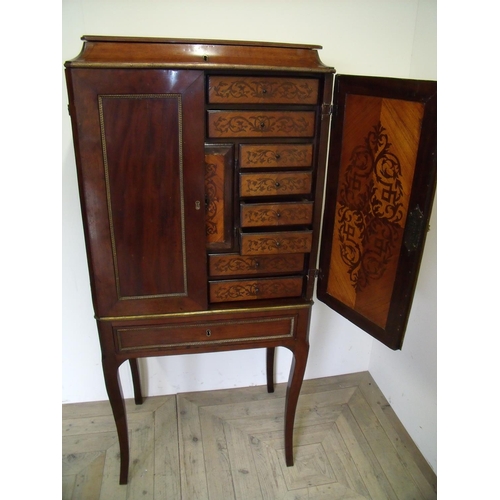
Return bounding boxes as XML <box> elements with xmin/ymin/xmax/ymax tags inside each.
<box><xmin>65</xmin><ymin>36</ymin><xmax>437</xmax><ymax>484</ymax></box>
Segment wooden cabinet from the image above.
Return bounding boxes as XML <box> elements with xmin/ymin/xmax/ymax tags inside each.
<box><xmin>65</xmin><ymin>36</ymin><xmax>436</xmax><ymax>484</ymax></box>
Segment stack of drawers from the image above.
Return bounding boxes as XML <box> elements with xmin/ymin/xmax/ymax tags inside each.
<box><xmin>205</xmin><ymin>75</ymin><xmax>320</xmax><ymax>303</ymax></box>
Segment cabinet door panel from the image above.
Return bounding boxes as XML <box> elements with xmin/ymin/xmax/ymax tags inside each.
<box><xmin>67</xmin><ymin>69</ymin><xmax>207</xmax><ymax>317</ymax></box>
<box><xmin>318</xmin><ymin>75</ymin><xmax>436</xmax><ymax>350</ymax></box>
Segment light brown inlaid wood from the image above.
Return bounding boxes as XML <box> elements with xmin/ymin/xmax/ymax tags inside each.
<box><xmin>209</xmin><ymin>253</ymin><xmax>305</xmax><ymax>277</ymax></box>
<box><xmin>326</xmin><ymin>94</ymin><xmax>424</xmax><ymax>328</ymax></box>
<box><xmin>240</xmin><ymin>202</ymin><xmax>314</xmax><ymax>227</ymax></box>
<box><xmin>240</xmin><ymin>230</ymin><xmax>312</xmax><ymax>255</ymax></box>
<box><xmin>208</xmin><ymin>111</ymin><xmax>315</xmax><ymax>138</ymax></box>
<box><xmin>240</xmin><ymin>144</ymin><xmax>313</xmax><ymax>169</ymax></box>
<box><xmin>208</xmin><ymin>76</ymin><xmax>319</xmax><ymax>104</ymax></box>
<box><xmin>240</xmin><ymin>172</ymin><xmax>312</xmax><ymax>197</ymax></box>
<box><xmin>209</xmin><ymin>277</ymin><xmax>303</xmax><ymax>302</ymax></box>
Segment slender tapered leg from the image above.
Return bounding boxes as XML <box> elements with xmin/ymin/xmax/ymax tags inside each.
<box><xmin>266</xmin><ymin>347</ymin><xmax>275</xmax><ymax>393</ymax></box>
<box><xmin>129</xmin><ymin>358</ymin><xmax>143</xmax><ymax>405</ymax></box>
<box><xmin>284</xmin><ymin>341</ymin><xmax>309</xmax><ymax>466</ymax></box>
<box><xmin>102</xmin><ymin>357</ymin><xmax>129</xmax><ymax>485</ymax></box>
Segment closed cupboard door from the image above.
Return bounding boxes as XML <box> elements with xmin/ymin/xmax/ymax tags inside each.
<box><xmin>66</xmin><ymin>69</ymin><xmax>208</xmax><ymax>317</ymax></box>
<box><xmin>318</xmin><ymin>75</ymin><xmax>437</xmax><ymax>350</ymax></box>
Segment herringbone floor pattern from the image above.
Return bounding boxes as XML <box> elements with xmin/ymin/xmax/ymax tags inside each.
<box><xmin>62</xmin><ymin>371</ymin><xmax>436</xmax><ymax>499</ymax></box>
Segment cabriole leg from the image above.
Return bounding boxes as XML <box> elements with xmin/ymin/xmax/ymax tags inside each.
<box><xmin>284</xmin><ymin>341</ymin><xmax>309</xmax><ymax>466</ymax></box>
<box><xmin>102</xmin><ymin>357</ymin><xmax>129</xmax><ymax>485</ymax></box>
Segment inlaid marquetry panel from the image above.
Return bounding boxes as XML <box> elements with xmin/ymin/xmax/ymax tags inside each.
<box><xmin>240</xmin><ymin>172</ymin><xmax>312</xmax><ymax>197</ymax></box>
<box><xmin>241</xmin><ymin>201</ymin><xmax>314</xmax><ymax>227</ymax></box>
<box><xmin>205</xmin><ymin>144</ymin><xmax>234</xmax><ymax>250</ymax></box>
<box><xmin>240</xmin><ymin>144</ymin><xmax>313</xmax><ymax>169</ymax></box>
<box><xmin>208</xmin><ymin>111</ymin><xmax>315</xmax><ymax>138</ymax></box>
<box><xmin>209</xmin><ymin>253</ymin><xmax>305</xmax><ymax>277</ymax></box>
<box><xmin>326</xmin><ymin>94</ymin><xmax>424</xmax><ymax>329</ymax></box>
<box><xmin>62</xmin><ymin>373</ymin><xmax>437</xmax><ymax>499</ymax></box>
<box><xmin>208</xmin><ymin>76</ymin><xmax>319</xmax><ymax>104</ymax></box>
<box><xmin>240</xmin><ymin>230</ymin><xmax>313</xmax><ymax>255</ymax></box>
<box><xmin>209</xmin><ymin>276</ymin><xmax>303</xmax><ymax>302</ymax></box>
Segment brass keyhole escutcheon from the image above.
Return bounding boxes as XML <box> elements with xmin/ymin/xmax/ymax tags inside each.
<box><xmin>206</xmin><ymin>329</ymin><xmax>212</xmax><ymax>337</ymax></box>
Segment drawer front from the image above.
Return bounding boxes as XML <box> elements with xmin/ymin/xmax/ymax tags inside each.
<box><xmin>115</xmin><ymin>315</ymin><xmax>296</xmax><ymax>351</ymax></box>
<box><xmin>240</xmin><ymin>144</ymin><xmax>313</xmax><ymax>169</ymax></box>
<box><xmin>209</xmin><ymin>253</ymin><xmax>305</xmax><ymax>277</ymax></box>
<box><xmin>209</xmin><ymin>276</ymin><xmax>303</xmax><ymax>303</ymax></box>
<box><xmin>241</xmin><ymin>202</ymin><xmax>314</xmax><ymax>227</ymax></box>
<box><xmin>208</xmin><ymin>76</ymin><xmax>319</xmax><ymax>104</ymax></box>
<box><xmin>240</xmin><ymin>172</ymin><xmax>312</xmax><ymax>197</ymax></box>
<box><xmin>208</xmin><ymin>111</ymin><xmax>315</xmax><ymax>138</ymax></box>
<box><xmin>240</xmin><ymin>231</ymin><xmax>313</xmax><ymax>255</ymax></box>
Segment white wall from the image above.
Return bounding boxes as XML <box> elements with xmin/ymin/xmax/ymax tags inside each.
<box><xmin>62</xmin><ymin>0</ymin><xmax>437</xmax><ymax>471</ymax></box>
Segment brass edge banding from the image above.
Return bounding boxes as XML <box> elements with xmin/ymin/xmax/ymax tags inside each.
<box><xmin>98</xmin><ymin>93</ymin><xmax>188</xmax><ymax>300</ymax></box>
<box><xmin>97</xmin><ymin>301</ymin><xmax>313</xmax><ymax>322</ymax></box>
<box><xmin>66</xmin><ymin>62</ymin><xmax>335</xmax><ymax>73</ymax></box>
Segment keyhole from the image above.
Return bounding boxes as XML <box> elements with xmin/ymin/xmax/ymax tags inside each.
<box><xmin>206</xmin><ymin>329</ymin><xmax>212</xmax><ymax>337</ymax></box>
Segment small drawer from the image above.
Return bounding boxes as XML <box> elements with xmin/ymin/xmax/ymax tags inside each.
<box><xmin>209</xmin><ymin>276</ymin><xmax>303</xmax><ymax>303</ymax></box>
<box><xmin>240</xmin><ymin>230</ymin><xmax>313</xmax><ymax>255</ymax></box>
<box><xmin>115</xmin><ymin>315</ymin><xmax>296</xmax><ymax>351</ymax></box>
<box><xmin>240</xmin><ymin>172</ymin><xmax>312</xmax><ymax>197</ymax></box>
<box><xmin>208</xmin><ymin>76</ymin><xmax>319</xmax><ymax>104</ymax></box>
<box><xmin>209</xmin><ymin>253</ymin><xmax>305</xmax><ymax>277</ymax></box>
<box><xmin>208</xmin><ymin>111</ymin><xmax>315</xmax><ymax>138</ymax></box>
<box><xmin>241</xmin><ymin>201</ymin><xmax>314</xmax><ymax>227</ymax></box>
<box><xmin>240</xmin><ymin>144</ymin><xmax>313</xmax><ymax>169</ymax></box>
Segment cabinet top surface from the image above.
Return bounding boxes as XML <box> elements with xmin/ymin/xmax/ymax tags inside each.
<box><xmin>65</xmin><ymin>35</ymin><xmax>334</xmax><ymax>73</ymax></box>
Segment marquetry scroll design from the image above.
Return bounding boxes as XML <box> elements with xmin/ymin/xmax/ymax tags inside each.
<box><xmin>240</xmin><ymin>144</ymin><xmax>313</xmax><ymax>169</ymax></box>
<box><xmin>241</xmin><ymin>203</ymin><xmax>313</xmax><ymax>226</ymax></box>
<box><xmin>208</xmin><ymin>111</ymin><xmax>315</xmax><ymax>138</ymax></box>
<box><xmin>241</xmin><ymin>232</ymin><xmax>312</xmax><ymax>255</ymax></box>
<box><xmin>240</xmin><ymin>173</ymin><xmax>312</xmax><ymax>197</ymax></box>
<box><xmin>210</xmin><ymin>278</ymin><xmax>303</xmax><ymax>302</ymax></box>
<box><xmin>208</xmin><ymin>76</ymin><xmax>319</xmax><ymax>104</ymax></box>
<box><xmin>336</xmin><ymin>122</ymin><xmax>406</xmax><ymax>291</ymax></box>
<box><xmin>209</xmin><ymin>254</ymin><xmax>304</xmax><ymax>276</ymax></box>
<box><xmin>205</xmin><ymin>161</ymin><xmax>219</xmax><ymax>238</ymax></box>
<box><xmin>205</xmin><ymin>145</ymin><xmax>233</xmax><ymax>250</ymax></box>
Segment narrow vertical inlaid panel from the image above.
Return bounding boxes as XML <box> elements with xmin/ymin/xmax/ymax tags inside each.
<box><xmin>205</xmin><ymin>144</ymin><xmax>233</xmax><ymax>250</ymax></box>
<box><xmin>326</xmin><ymin>94</ymin><xmax>424</xmax><ymax>328</ymax></box>
<box><xmin>100</xmin><ymin>95</ymin><xmax>186</xmax><ymax>299</ymax></box>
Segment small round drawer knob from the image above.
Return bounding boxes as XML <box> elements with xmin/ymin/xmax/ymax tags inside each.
<box><xmin>206</xmin><ymin>329</ymin><xmax>212</xmax><ymax>337</ymax></box>
<box><xmin>260</xmin><ymin>122</ymin><xmax>265</xmax><ymax>128</ymax></box>
<box><xmin>275</xmin><ymin>241</ymin><xmax>281</xmax><ymax>248</ymax></box>
<box><xmin>275</xmin><ymin>181</ymin><xmax>281</xmax><ymax>188</ymax></box>
<box><xmin>276</xmin><ymin>212</ymin><xmax>281</xmax><ymax>218</ymax></box>
<box><xmin>254</xmin><ymin>260</ymin><xmax>260</xmax><ymax>269</ymax></box>
<box><xmin>254</xmin><ymin>287</ymin><xmax>260</xmax><ymax>294</ymax></box>
<box><xmin>275</xmin><ymin>153</ymin><xmax>281</xmax><ymax>160</ymax></box>
<box><xmin>262</xmin><ymin>88</ymin><xmax>267</xmax><ymax>94</ymax></box>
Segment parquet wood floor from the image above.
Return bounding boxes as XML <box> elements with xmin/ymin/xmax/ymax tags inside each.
<box><xmin>62</xmin><ymin>371</ymin><xmax>436</xmax><ymax>499</ymax></box>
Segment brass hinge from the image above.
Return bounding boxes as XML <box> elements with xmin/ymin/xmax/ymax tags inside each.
<box><xmin>321</xmin><ymin>103</ymin><xmax>333</xmax><ymax>116</ymax></box>
<box><xmin>307</xmin><ymin>269</ymin><xmax>322</xmax><ymax>281</ymax></box>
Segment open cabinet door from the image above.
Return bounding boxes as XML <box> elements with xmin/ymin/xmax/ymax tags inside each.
<box><xmin>317</xmin><ymin>75</ymin><xmax>436</xmax><ymax>350</ymax></box>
